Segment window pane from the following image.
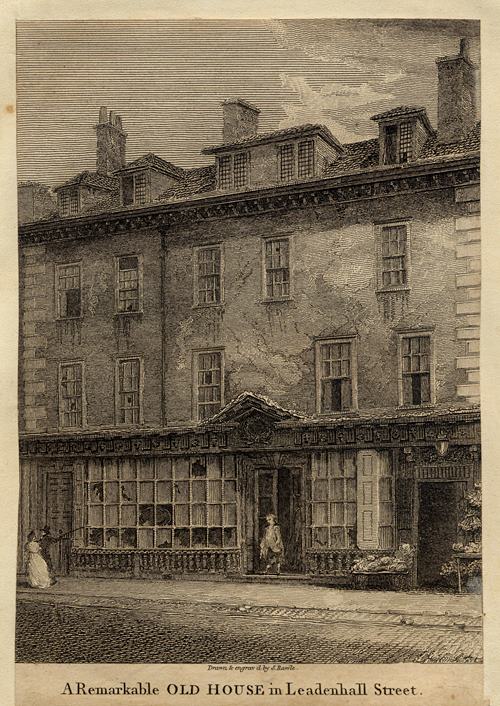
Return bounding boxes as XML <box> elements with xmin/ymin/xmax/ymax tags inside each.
<box><xmin>139</xmin><ymin>482</ymin><xmax>154</xmax><ymax>503</ymax></box>
<box><xmin>157</xmin><ymin>528</ymin><xmax>172</xmax><ymax>548</ymax></box>
<box><xmin>223</xmin><ymin>504</ymin><xmax>237</xmax><ymax>526</ymax></box>
<box><xmin>138</xmin><ymin>528</ymin><xmax>154</xmax><ymax>548</ymax></box>
<box><xmin>157</xmin><ymin>481</ymin><xmax>172</xmax><ymax>503</ymax></box>
<box><xmin>208</xmin><ymin>504</ymin><xmax>222</xmax><ymax>525</ymax></box>
<box><xmin>311</xmin><ymin>527</ymin><xmax>328</xmax><ymax>548</ymax></box>
<box><xmin>175</xmin><ymin>504</ymin><xmax>189</xmax><ymax>526</ymax></box>
<box><xmin>138</xmin><ymin>504</ymin><xmax>155</xmax><ymax>526</ymax></box>
<box><xmin>121</xmin><ymin>505</ymin><xmax>137</xmax><ymax>525</ymax></box>
<box><xmin>298</xmin><ymin>140</ymin><xmax>314</xmax><ymax>177</ymax></box>
<box><xmin>312</xmin><ymin>503</ymin><xmax>328</xmax><ymax>525</ymax></box>
<box><xmin>208</xmin><ymin>527</ymin><xmax>223</xmax><ymax>547</ymax></box>
<box><xmin>156</xmin><ymin>504</ymin><xmax>173</xmax><ymax>526</ymax></box>
<box><xmin>120</xmin><ymin>482</ymin><xmax>136</xmax><ymax>503</ymax></box>
<box><xmin>104</xmin><ymin>529</ymin><xmax>119</xmax><ymax>548</ymax></box>
<box><xmin>121</xmin><ymin>528</ymin><xmax>137</xmax><ymax>548</ymax></box>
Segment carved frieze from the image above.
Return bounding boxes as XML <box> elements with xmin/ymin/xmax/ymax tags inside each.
<box><xmin>20</xmin><ymin>414</ymin><xmax>480</xmax><ymax>458</ymax></box>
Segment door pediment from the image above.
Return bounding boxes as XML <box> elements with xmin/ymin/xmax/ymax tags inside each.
<box><xmin>200</xmin><ymin>391</ymin><xmax>303</xmax><ymax>445</ymax></box>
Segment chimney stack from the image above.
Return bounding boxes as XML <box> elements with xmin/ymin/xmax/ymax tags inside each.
<box><xmin>95</xmin><ymin>107</ymin><xmax>127</xmax><ymax>174</ymax></box>
<box><xmin>221</xmin><ymin>98</ymin><xmax>260</xmax><ymax>143</ymax></box>
<box><xmin>436</xmin><ymin>38</ymin><xmax>477</xmax><ymax>143</ymax></box>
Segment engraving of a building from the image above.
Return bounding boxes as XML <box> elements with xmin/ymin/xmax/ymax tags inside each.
<box><xmin>17</xmin><ymin>40</ymin><xmax>480</xmax><ymax>588</ymax></box>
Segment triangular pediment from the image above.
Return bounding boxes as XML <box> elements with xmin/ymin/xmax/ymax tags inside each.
<box><xmin>200</xmin><ymin>391</ymin><xmax>303</xmax><ymax>426</ymax></box>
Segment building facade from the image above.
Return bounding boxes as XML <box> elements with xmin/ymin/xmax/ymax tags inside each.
<box><xmin>18</xmin><ymin>41</ymin><xmax>480</xmax><ymax>588</ymax></box>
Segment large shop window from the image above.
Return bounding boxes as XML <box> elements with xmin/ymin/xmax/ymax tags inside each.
<box><xmin>308</xmin><ymin>450</ymin><xmax>394</xmax><ymax>551</ymax></box>
<box><xmin>73</xmin><ymin>456</ymin><xmax>237</xmax><ymax>550</ymax></box>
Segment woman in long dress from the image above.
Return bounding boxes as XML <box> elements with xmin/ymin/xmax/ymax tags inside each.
<box><xmin>25</xmin><ymin>531</ymin><xmax>52</xmax><ymax>589</ymax></box>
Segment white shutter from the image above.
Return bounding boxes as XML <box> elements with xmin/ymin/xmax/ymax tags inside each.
<box><xmin>356</xmin><ymin>450</ymin><xmax>380</xmax><ymax>549</ymax></box>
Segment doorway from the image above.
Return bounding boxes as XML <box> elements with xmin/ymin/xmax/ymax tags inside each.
<box><xmin>46</xmin><ymin>469</ymin><xmax>73</xmax><ymax>576</ymax></box>
<box><xmin>254</xmin><ymin>468</ymin><xmax>303</xmax><ymax>573</ymax></box>
<box><xmin>417</xmin><ymin>481</ymin><xmax>463</xmax><ymax>587</ymax></box>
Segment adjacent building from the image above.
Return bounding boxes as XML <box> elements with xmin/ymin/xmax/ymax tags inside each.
<box><xmin>18</xmin><ymin>40</ymin><xmax>480</xmax><ymax>588</ymax></box>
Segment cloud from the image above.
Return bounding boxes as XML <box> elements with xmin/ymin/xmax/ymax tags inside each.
<box><xmin>278</xmin><ymin>73</ymin><xmax>395</xmax><ymax>141</ymax></box>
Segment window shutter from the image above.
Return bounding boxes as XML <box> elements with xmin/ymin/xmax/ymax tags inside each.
<box><xmin>356</xmin><ymin>450</ymin><xmax>380</xmax><ymax>549</ymax></box>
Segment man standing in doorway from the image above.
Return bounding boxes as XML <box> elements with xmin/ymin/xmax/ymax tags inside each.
<box><xmin>260</xmin><ymin>513</ymin><xmax>284</xmax><ymax>574</ymax></box>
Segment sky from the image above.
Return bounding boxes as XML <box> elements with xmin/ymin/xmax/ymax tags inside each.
<box><xmin>16</xmin><ymin>19</ymin><xmax>480</xmax><ymax>187</ymax></box>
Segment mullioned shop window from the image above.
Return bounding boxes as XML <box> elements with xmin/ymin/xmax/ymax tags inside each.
<box><xmin>73</xmin><ymin>456</ymin><xmax>237</xmax><ymax>550</ymax></box>
<box><xmin>308</xmin><ymin>450</ymin><xmax>394</xmax><ymax>551</ymax></box>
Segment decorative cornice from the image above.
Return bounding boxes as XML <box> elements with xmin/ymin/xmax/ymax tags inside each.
<box><xmin>19</xmin><ymin>409</ymin><xmax>480</xmax><ymax>458</ymax></box>
<box><xmin>19</xmin><ymin>156</ymin><xmax>479</xmax><ymax>247</ymax></box>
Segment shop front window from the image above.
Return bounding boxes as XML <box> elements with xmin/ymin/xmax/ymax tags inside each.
<box><xmin>75</xmin><ymin>455</ymin><xmax>237</xmax><ymax>549</ymax></box>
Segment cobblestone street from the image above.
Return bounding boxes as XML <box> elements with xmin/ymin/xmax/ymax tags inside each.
<box><xmin>16</xmin><ymin>579</ymin><xmax>482</xmax><ymax>664</ymax></box>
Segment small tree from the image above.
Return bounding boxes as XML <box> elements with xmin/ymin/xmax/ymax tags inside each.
<box><xmin>440</xmin><ymin>482</ymin><xmax>481</xmax><ymax>590</ymax></box>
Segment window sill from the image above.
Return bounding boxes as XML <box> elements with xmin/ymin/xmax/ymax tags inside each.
<box><xmin>260</xmin><ymin>297</ymin><xmax>294</xmax><ymax>304</ymax></box>
<box><xmin>56</xmin><ymin>316</ymin><xmax>83</xmax><ymax>322</ymax></box>
<box><xmin>192</xmin><ymin>302</ymin><xmax>224</xmax><ymax>310</ymax></box>
<box><xmin>315</xmin><ymin>410</ymin><xmax>359</xmax><ymax>418</ymax></box>
<box><xmin>397</xmin><ymin>403</ymin><xmax>437</xmax><ymax>410</ymax></box>
<box><xmin>376</xmin><ymin>287</ymin><xmax>410</xmax><ymax>295</ymax></box>
<box><xmin>114</xmin><ymin>310</ymin><xmax>143</xmax><ymax>317</ymax></box>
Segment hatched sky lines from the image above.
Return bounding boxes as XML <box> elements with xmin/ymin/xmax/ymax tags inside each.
<box><xmin>16</xmin><ymin>18</ymin><xmax>480</xmax><ymax>187</ymax></box>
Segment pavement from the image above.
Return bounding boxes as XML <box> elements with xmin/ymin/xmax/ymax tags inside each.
<box><xmin>16</xmin><ymin>577</ymin><xmax>483</xmax><ymax>663</ymax></box>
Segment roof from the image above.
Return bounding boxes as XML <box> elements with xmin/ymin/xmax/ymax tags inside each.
<box><xmin>115</xmin><ymin>152</ymin><xmax>184</xmax><ymax>179</ymax></box>
<box><xmin>202</xmin><ymin>123</ymin><xmax>344</xmax><ymax>155</ymax></box>
<box><xmin>419</xmin><ymin>121</ymin><xmax>480</xmax><ymax>159</ymax></box>
<box><xmin>53</xmin><ymin>171</ymin><xmax>119</xmax><ymax>192</ymax></box>
<box><xmin>156</xmin><ymin>164</ymin><xmax>216</xmax><ymax>201</ymax></box>
<box><xmin>199</xmin><ymin>391</ymin><xmax>305</xmax><ymax>425</ymax></box>
<box><xmin>322</xmin><ymin>122</ymin><xmax>479</xmax><ymax>179</ymax></box>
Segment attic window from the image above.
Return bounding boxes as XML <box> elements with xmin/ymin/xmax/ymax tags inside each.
<box><xmin>59</xmin><ymin>188</ymin><xmax>79</xmax><ymax>216</ymax></box>
<box><xmin>122</xmin><ymin>171</ymin><xmax>148</xmax><ymax>206</ymax></box>
<box><xmin>383</xmin><ymin>122</ymin><xmax>414</xmax><ymax>165</ymax></box>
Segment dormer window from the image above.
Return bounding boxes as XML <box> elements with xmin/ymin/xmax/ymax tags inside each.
<box><xmin>371</xmin><ymin>107</ymin><xmax>434</xmax><ymax>167</ymax></box>
<box><xmin>278</xmin><ymin>139</ymin><xmax>315</xmax><ymax>182</ymax></box>
<box><xmin>298</xmin><ymin>140</ymin><xmax>314</xmax><ymax>177</ymax></box>
<box><xmin>279</xmin><ymin>144</ymin><xmax>295</xmax><ymax>181</ymax></box>
<box><xmin>233</xmin><ymin>152</ymin><xmax>249</xmax><ymax>188</ymax></box>
<box><xmin>216</xmin><ymin>152</ymin><xmax>249</xmax><ymax>190</ymax></box>
<box><xmin>59</xmin><ymin>188</ymin><xmax>79</xmax><ymax>216</ymax></box>
<box><xmin>383</xmin><ymin>122</ymin><xmax>414</xmax><ymax>165</ymax></box>
<box><xmin>122</xmin><ymin>171</ymin><xmax>148</xmax><ymax>206</ymax></box>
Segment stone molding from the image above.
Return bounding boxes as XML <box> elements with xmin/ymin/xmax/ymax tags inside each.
<box><xmin>19</xmin><ymin>159</ymin><xmax>479</xmax><ymax>247</ymax></box>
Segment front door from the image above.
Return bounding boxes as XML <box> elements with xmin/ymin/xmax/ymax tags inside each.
<box><xmin>254</xmin><ymin>468</ymin><xmax>303</xmax><ymax>573</ymax></box>
<box><xmin>46</xmin><ymin>469</ymin><xmax>73</xmax><ymax>575</ymax></box>
<box><xmin>417</xmin><ymin>481</ymin><xmax>463</xmax><ymax>587</ymax></box>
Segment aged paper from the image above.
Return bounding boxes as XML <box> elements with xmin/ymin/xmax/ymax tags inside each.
<box><xmin>1</xmin><ymin>1</ymin><xmax>500</xmax><ymax>705</ymax></box>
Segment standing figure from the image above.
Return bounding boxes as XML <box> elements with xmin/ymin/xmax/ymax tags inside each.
<box><xmin>39</xmin><ymin>525</ymin><xmax>57</xmax><ymax>579</ymax></box>
<box><xmin>260</xmin><ymin>513</ymin><xmax>284</xmax><ymax>574</ymax></box>
<box><xmin>25</xmin><ymin>531</ymin><xmax>52</xmax><ymax>589</ymax></box>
